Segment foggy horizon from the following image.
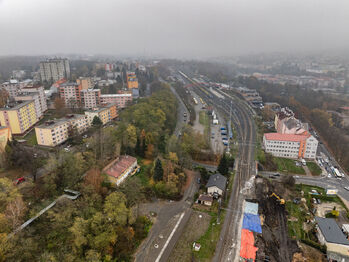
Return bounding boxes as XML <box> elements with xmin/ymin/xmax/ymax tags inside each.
<box><xmin>1</xmin><ymin>0</ymin><xmax>349</xmax><ymax>58</ymax></box>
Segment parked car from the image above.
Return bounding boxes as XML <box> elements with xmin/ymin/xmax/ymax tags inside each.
<box><xmin>317</xmin><ymin>199</ymin><xmax>321</xmax><ymax>204</ymax></box>
<box><xmin>344</xmin><ymin>186</ymin><xmax>349</xmax><ymax>191</ymax></box>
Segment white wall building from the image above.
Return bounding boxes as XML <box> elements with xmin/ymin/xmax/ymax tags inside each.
<box><xmin>263</xmin><ymin>133</ymin><xmax>318</xmax><ymax>159</ymax></box>
<box><xmin>39</xmin><ymin>58</ymin><xmax>70</xmax><ymax>82</ymax></box>
<box><xmin>100</xmin><ymin>93</ymin><xmax>132</xmax><ymax>109</ymax></box>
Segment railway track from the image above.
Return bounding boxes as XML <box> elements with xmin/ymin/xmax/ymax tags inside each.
<box><xmin>178</xmin><ymin>71</ymin><xmax>256</xmax><ymax>261</ymax></box>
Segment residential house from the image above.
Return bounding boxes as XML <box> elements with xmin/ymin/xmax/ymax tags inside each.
<box><xmin>103</xmin><ymin>155</ymin><xmax>138</xmax><ymax>186</ymax></box>
<box><xmin>315</xmin><ymin>217</ymin><xmax>349</xmax><ymax>261</ymax></box>
<box><xmin>206</xmin><ymin>173</ymin><xmax>227</xmax><ymax>197</ymax></box>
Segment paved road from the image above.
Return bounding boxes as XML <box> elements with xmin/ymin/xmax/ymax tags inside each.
<box><xmin>169</xmin><ymin>85</ymin><xmax>189</xmax><ymax>137</ymax></box>
<box><xmin>134</xmin><ymin>171</ymin><xmax>199</xmax><ymax>262</ymax></box>
<box><xmin>259</xmin><ymin>171</ymin><xmax>349</xmax><ymax>202</ymax></box>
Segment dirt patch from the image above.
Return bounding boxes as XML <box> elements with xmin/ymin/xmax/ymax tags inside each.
<box><xmin>168</xmin><ymin>211</ymin><xmax>211</xmax><ymax>262</ymax></box>
<box><xmin>142</xmin><ymin>159</ymin><xmax>153</xmax><ymax>165</ymax></box>
<box><xmin>292</xmin><ymin>242</ymin><xmax>326</xmax><ymax>262</ymax></box>
<box><xmin>255</xmin><ymin>178</ymin><xmax>300</xmax><ymax>262</ymax></box>
<box><xmin>182</xmin><ymin>169</ymin><xmax>196</xmax><ymax>194</ymax></box>
<box><xmin>316</xmin><ymin>202</ymin><xmax>345</xmax><ymax>217</ymax></box>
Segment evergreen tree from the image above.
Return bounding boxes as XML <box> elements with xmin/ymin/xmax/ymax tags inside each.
<box><xmin>218</xmin><ymin>153</ymin><xmax>229</xmax><ymax>176</ymax></box>
<box><xmin>92</xmin><ymin>116</ymin><xmax>103</xmax><ymax>127</ymax></box>
<box><xmin>153</xmin><ymin>159</ymin><xmax>164</xmax><ymax>181</ymax></box>
<box><xmin>135</xmin><ymin>137</ymin><xmax>141</xmax><ymax>156</ymax></box>
<box><xmin>141</xmin><ymin>140</ymin><xmax>146</xmax><ymax>158</ymax></box>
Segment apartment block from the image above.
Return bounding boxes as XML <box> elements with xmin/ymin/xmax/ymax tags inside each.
<box><xmin>85</xmin><ymin>104</ymin><xmax>117</xmax><ymax>125</ymax></box>
<box><xmin>15</xmin><ymin>92</ymin><xmax>42</xmax><ymax>120</ymax></box>
<box><xmin>100</xmin><ymin>93</ymin><xmax>132</xmax><ymax>109</ymax></box>
<box><xmin>59</xmin><ymin>82</ymin><xmax>82</xmax><ymax>108</ymax></box>
<box><xmin>0</xmin><ymin>100</ymin><xmax>37</xmax><ymax>135</ymax></box>
<box><xmin>35</xmin><ymin>114</ymin><xmax>89</xmax><ymax>147</ymax></box>
<box><xmin>263</xmin><ymin>133</ymin><xmax>318</xmax><ymax>159</ymax></box>
<box><xmin>0</xmin><ymin>126</ymin><xmax>12</xmax><ymax>152</ymax></box>
<box><xmin>39</xmin><ymin>58</ymin><xmax>70</xmax><ymax>82</ymax></box>
<box><xmin>1</xmin><ymin>79</ymin><xmax>30</xmax><ymax>98</ymax></box>
<box><xmin>81</xmin><ymin>89</ymin><xmax>101</xmax><ymax>109</ymax></box>
<box><xmin>22</xmin><ymin>85</ymin><xmax>48</xmax><ymax>113</ymax></box>
<box><xmin>76</xmin><ymin>77</ymin><xmax>94</xmax><ymax>90</ymax></box>
<box><xmin>126</xmin><ymin>72</ymin><xmax>139</xmax><ymax>89</ymax></box>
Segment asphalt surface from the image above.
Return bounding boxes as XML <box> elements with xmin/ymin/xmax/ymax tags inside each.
<box><xmin>178</xmin><ymin>71</ymin><xmax>257</xmax><ymax>262</ymax></box>
<box><xmin>259</xmin><ymin>171</ymin><xmax>349</xmax><ymax>202</ymax></box>
<box><xmin>134</xmin><ymin>171</ymin><xmax>199</xmax><ymax>262</ymax></box>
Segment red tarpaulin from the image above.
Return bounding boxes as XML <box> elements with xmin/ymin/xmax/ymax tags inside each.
<box><xmin>240</xmin><ymin>229</ymin><xmax>258</xmax><ymax>261</ymax></box>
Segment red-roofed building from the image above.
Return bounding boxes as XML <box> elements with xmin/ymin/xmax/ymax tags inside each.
<box><xmin>263</xmin><ymin>132</ymin><xmax>318</xmax><ymax>159</ymax></box>
<box><xmin>102</xmin><ymin>155</ymin><xmax>138</xmax><ymax>186</ymax></box>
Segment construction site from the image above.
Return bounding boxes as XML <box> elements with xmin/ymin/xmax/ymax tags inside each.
<box><xmin>239</xmin><ymin>176</ymin><xmax>330</xmax><ymax>262</ymax></box>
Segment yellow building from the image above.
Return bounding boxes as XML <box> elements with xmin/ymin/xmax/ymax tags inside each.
<box><xmin>0</xmin><ymin>100</ymin><xmax>37</xmax><ymax>135</ymax></box>
<box><xmin>85</xmin><ymin>104</ymin><xmax>117</xmax><ymax>125</ymax></box>
<box><xmin>35</xmin><ymin>114</ymin><xmax>89</xmax><ymax>147</ymax></box>
<box><xmin>0</xmin><ymin>126</ymin><xmax>12</xmax><ymax>152</ymax></box>
<box><xmin>126</xmin><ymin>72</ymin><xmax>139</xmax><ymax>89</ymax></box>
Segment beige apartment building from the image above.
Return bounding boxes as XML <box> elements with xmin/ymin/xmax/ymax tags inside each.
<box><xmin>35</xmin><ymin>114</ymin><xmax>89</xmax><ymax>146</ymax></box>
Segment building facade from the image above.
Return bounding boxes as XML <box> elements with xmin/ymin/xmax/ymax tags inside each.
<box><xmin>1</xmin><ymin>79</ymin><xmax>28</xmax><ymax>98</ymax></box>
<box><xmin>85</xmin><ymin>104</ymin><xmax>117</xmax><ymax>125</ymax></box>
<box><xmin>0</xmin><ymin>100</ymin><xmax>37</xmax><ymax>135</ymax></box>
<box><xmin>35</xmin><ymin>114</ymin><xmax>89</xmax><ymax>147</ymax></box>
<box><xmin>39</xmin><ymin>58</ymin><xmax>70</xmax><ymax>82</ymax></box>
<box><xmin>0</xmin><ymin>126</ymin><xmax>12</xmax><ymax>152</ymax></box>
<box><xmin>22</xmin><ymin>85</ymin><xmax>48</xmax><ymax>113</ymax></box>
<box><xmin>81</xmin><ymin>89</ymin><xmax>101</xmax><ymax>109</ymax></box>
<box><xmin>14</xmin><ymin>92</ymin><xmax>42</xmax><ymax>120</ymax></box>
<box><xmin>100</xmin><ymin>93</ymin><xmax>132</xmax><ymax>109</ymax></box>
<box><xmin>76</xmin><ymin>77</ymin><xmax>94</xmax><ymax>90</ymax></box>
<box><xmin>263</xmin><ymin>133</ymin><xmax>318</xmax><ymax>159</ymax></box>
<box><xmin>126</xmin><ymin>72</ymin><xmax>139</xmax><ymax>89</ymax></box>
<box><xmin>59</xmin><ymin>82</ymin><xmax>82</xmax><ymax>108</ymax></box>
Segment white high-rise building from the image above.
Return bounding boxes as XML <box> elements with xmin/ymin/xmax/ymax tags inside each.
<box><xmin>39</xmin><ymin>58</ymin><xmax>70</xmax><ymax>82</ymax></box>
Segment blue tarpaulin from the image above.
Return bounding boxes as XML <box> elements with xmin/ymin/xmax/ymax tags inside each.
<box><xmin>242</xmin><ymin>213</ymin><xmax>262</xmax><ymax>233</ymax></box>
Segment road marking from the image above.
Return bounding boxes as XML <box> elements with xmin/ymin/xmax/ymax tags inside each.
<box><xmin>155</xmin><ymin>212</ymin><xmax>185</xmax><ymax>262</ymax></box>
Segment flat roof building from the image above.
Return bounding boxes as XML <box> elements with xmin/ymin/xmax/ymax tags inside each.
<box><xmin>35</xmin><ymin>114</ymin><xmax>89</xmax><ymax>147</ymax></box>
<box><xmin>0</xmin><ymin>100</ymin><xmax>37</xmax><ymax>135</ymax></box>
<box><xmin>263</xmin><ymin>132</ymin><xmax>318</xmax><ymax>159</ymax></box>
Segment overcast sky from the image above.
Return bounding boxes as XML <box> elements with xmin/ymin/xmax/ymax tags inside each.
<box><xmin>0</xmin><ymin>0</ymin><xmax>349</xmax><ymax>58</ymax></box>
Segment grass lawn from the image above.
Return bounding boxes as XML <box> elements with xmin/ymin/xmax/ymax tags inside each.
<box><xmin>274</xmin><ymin>157</ymin><xmax>305</xmax><ymax>175</ymax></box>
<box><xmin>134</xmin><ymin>158</ymin><xmax>152</xmax><ymax>186</ymax></box>
<box><xmin>194</xmin><ymin>211</ymin><xmax>225</xmax><ymax>261</ymax></box>
<box><xmin>286</xmin><ymin>201</ymin><xmax>307</xmax><ymax>239</ymax></box>
<box><xmin>306</xmin><ymin>162</ymin><xmax>322</xmax><ymax>176</ymax></box>
<box><xmin>24</xmin><ymin>129</ymin><xmax>37</xmax><ymax>146</ymax></box>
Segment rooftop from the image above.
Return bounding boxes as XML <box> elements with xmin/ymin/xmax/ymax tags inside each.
<box><xmin>103</xmin><ymin>155</ymin><xmax>137</xmax><ymax>180</ymax></box>
<box><xmin>36</xmin><ymin>114</ymin><xmax>86</xmax><ymax>129</ymax></box>
<box><xmin>315</xmin><ymin>217</ymin><xmax>349</xmax><ymax>245</ymax></box>
<box><xmin>100</xmin><ymin>93</ymin><xmax>132</xmax><ymax>97</ymax></box>
<box><xmin>0</xmin><ymin>100</ymin><xmax>34</xmax><ymax>111</ymax></box>
<box><xmin>264</xmin><ymin>132</ymin><xmax>310</xmax><ymax>142</ymax></box>
<box><xmin>206</xmin><ymin>173</ymin><xmax>227</xmax><ymax>191</ymax></box>
<box><xmin>198</xmin><ymin>194</ymin><xmax>213</xmax><ymax>202</ymax></box>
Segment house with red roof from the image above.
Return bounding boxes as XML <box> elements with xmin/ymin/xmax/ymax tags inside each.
<box><xmin>102</xmin><ymin>155</ymin><xmax>138</xmax><ymax>186</ymax></box>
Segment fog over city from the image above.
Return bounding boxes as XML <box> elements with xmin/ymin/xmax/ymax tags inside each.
<box><xmin>1</xmin><ymin>0</ymin><xmax>349</xmax><ymax>57</ymax></box>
